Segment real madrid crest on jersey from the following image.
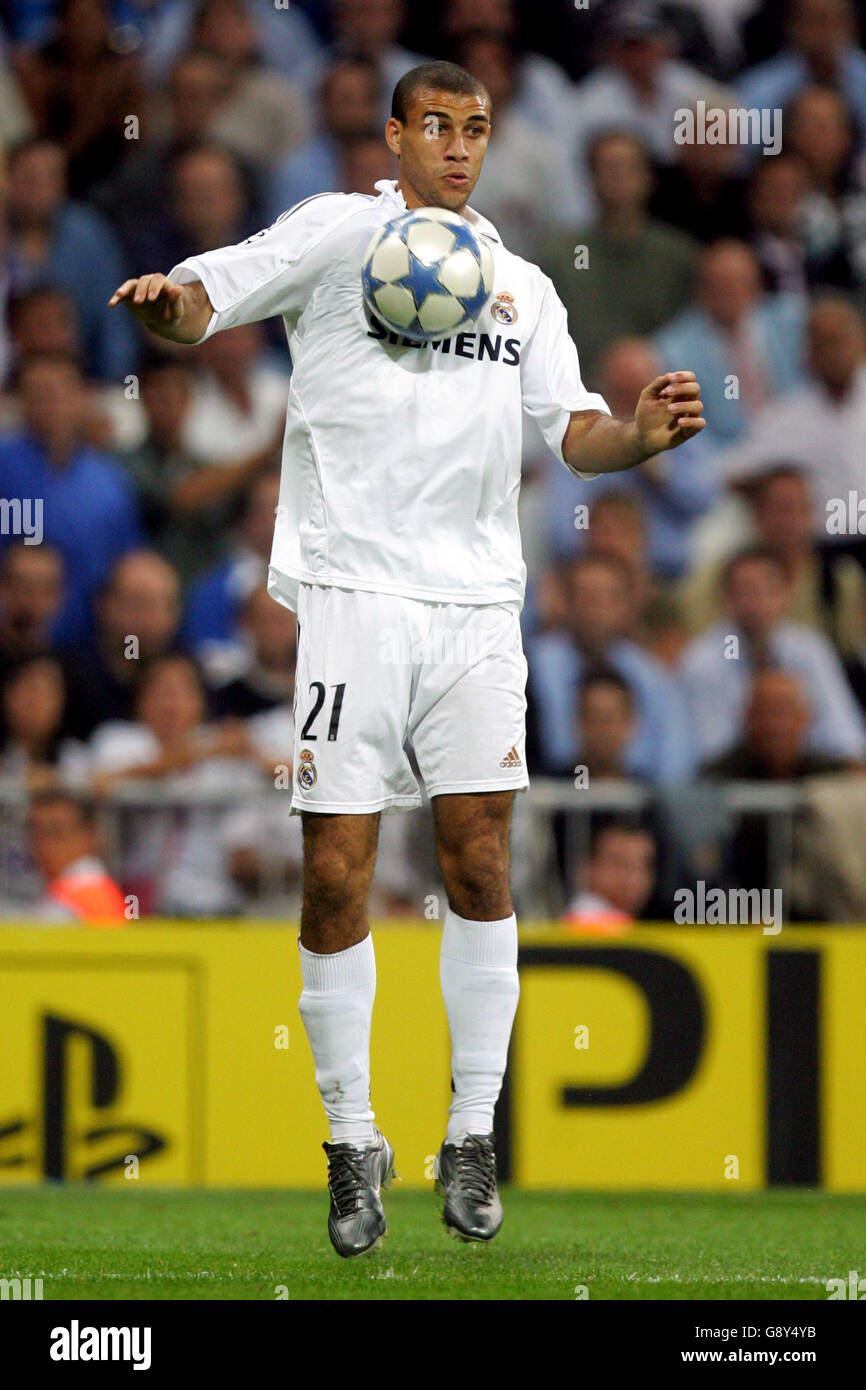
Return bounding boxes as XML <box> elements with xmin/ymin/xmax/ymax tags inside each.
<box><xmin>297</xmin><ymin>748</ymin><xmax>317</xmax><ymax>790</ymax></box>
<box><xmin>490</xmin><ymin>291</ymin><xmax>518</xmax><ymax>326</ymax></box>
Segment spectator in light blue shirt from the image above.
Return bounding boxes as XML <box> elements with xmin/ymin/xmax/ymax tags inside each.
<box><xmin>528</xmin><ymin>552</ymin><xmax>696</xmax><ymax>785</ymax></box>
<box><xmin>139</xmin><ymin>0</ymin><xmax>323</xmax><ymax>88</ymax></box>
<box><xmin>737</xmin><ymin>0</ymin><xmax>866</xmax><ymax>157</ymax></box>
<box><xmin>0</xmin><ymin>353</ymin><xmax>142</xmax><ymax>643</ymax></box>
<box><xmin>266</xmin><ymin>57</ymin><xmax>380</xmax><ymax>224</ymax></box>
<box><xmin>182</xmin><ymin>468</ymin><xmax>279</xmax><ymax>657</ymax></box>
<box><xmin>654</xmin><ymin>240</ymin><xmax>805</xmax><ymax>448</ymax></box>
<box><xmin>681</xmin><ymin>546</ymin><xmax>866</xmax><ymax>762</ymax></box>
<box><xmin>290</xmin><ymin>0</ymin><xmax>428</xmax><ymax>127</ymax></box>
<box><xmin>546</xmin><ymin>338</ymin><xmax>720</xmax><ymax>579</ymax></box>
<box><xmin>5</xmin><ymin>139</ymin><xmax>139</xmax><ymax>382</ymax></box>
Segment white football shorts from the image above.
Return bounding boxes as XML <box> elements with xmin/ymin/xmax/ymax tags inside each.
<box><xmin>290</xmin><ymin>583</ymin><xmax>529</xmax><ymax>814</ymax></box>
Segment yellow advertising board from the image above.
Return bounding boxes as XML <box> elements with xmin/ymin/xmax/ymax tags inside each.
<box><xmin>0</xmin><ymin>925</ymin><xmax>864</xmax><ymax>1190</ymax></box>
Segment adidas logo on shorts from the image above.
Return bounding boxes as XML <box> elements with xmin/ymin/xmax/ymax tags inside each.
<box><xmin>499</xmin><ymin>746</ymin><xmax>523</xmax><ymax>768</ymax></box>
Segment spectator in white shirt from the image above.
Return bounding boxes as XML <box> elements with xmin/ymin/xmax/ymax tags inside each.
<box><xmin>568</xmin><ymin>0</ymin><xmax>724</xmax><ymax>208</ymax></box>
<box><xmin>89</xmin><ymin>653</ymin><xmax>280</xmax><ymax>916</ymax></box>
<box><xmin>183</xmin><ymin>322</ymin><xmax>288</xmax><ymax>467</ymax></box>
<box><xmin>681</xmin><ymin>546</ymin><xmax>866</xmax><ymax>762</ymax></box>
<box><xmin>717</xmin><ymin>296</ymin><xmax>866</xmax><ymax>556</ymax></box>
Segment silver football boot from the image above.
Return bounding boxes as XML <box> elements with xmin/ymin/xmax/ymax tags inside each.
<box><xmin>322</xmin><ymin>1128</ymin><xmax>396</xmax><ymax>1257</ymax></box>
<box><xmin>434</xmin><ymin>1133</ymin><xmax>503</xmax><ymax>1242</ymax></box>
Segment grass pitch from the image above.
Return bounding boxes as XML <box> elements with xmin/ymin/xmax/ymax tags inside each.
<box><xmin>1</xmin><ymin>1187</ymin><xmax>862</xmax><ymax>1301</ymax></box>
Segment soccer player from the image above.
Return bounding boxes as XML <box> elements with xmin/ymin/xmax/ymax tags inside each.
<box><xmin>110</xmin><ymin>61</ymin><xmax>704</xmax><ymax>1257</ymax></box>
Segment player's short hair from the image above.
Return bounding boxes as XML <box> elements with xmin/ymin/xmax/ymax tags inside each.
<box><xmin>391</xmin><ymin>61</ymin><xmax>490</xmax><ymax>124</ymax></box>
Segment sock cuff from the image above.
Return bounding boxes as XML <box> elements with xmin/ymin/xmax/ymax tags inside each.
<box><xmin>441</xmin><ymin>910</ymin><xmax>518</xmax><ymax>968</ymax></box>
<box><xmin>298</xmin><ymin>933</ymin><xmax>376</xmax><ymax>992</ymax></box>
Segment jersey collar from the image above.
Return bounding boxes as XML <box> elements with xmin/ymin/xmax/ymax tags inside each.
<box><xmin>374</xmin><ymin>179</ymin><xmax>502</xmax><ymax>245</ymax></box>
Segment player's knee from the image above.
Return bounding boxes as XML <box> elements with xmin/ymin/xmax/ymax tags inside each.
<box><xmin>303</xmin><ymin>843</ymin><xmax>374</xmax><ymax>913</ymax></box>
<box><xmin>440</xmin><ymin>834</ymin><xmax>510</xmax><ymax>917</ymax></box>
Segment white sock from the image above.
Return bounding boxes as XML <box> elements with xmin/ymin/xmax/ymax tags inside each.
<box><xmin>298</xmin><ymin>934</ymin><xmax>376</xmax><ymax>1146</ymax></box>
<box><xmin>440</xmin><ymin>909</ymin><xmax>520</xmax><ymax>1144</ymax></box>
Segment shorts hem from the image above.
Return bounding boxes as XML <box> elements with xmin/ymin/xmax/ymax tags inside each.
<box><xmin>290</xmin><ymin>793</ymin><xmax>423</xmax><ymax>816</ymax></box>
<box><xmin>426</xmin><ymin>777</ymin><xmax>530</xmax><ymax>797</ymax></box>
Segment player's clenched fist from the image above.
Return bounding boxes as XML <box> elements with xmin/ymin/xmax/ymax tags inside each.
<box><xmin>634</xmin><ymin>371</ymin><xmax>706</xmax><ymax>455</ymax></box>
<box><xmin>108</xmin><ymin>273</ymin><xmax>213</xmax><ymax>343</ymax></box>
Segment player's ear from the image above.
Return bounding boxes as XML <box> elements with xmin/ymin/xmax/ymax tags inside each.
<box><xmin>385</xmin><ymin>119</ymin><xmax>401</xmax><ymax>156</ymax></box>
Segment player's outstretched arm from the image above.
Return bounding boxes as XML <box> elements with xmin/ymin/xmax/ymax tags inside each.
<box><xmin>108</xmin><ymin>274</ymin><xmax>213</xmax><ymax>344</ymax></box>
<box><xmin>562</xmin><ymin>371</ymin><xmax>705</xmax><ymax>476</ymax></box>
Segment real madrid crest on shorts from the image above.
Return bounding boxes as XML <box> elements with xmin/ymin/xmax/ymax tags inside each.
<box><xmin>490</xmin><ymin>291</ymin><xmax>518</xmax><ymax>326</ymax></box>
<box><xmin>297</xmin><ymin>748</ymin><xmax>317</xmax><ymax>790</ymax></box>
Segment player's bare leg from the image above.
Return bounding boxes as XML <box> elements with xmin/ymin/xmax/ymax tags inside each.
<box><xmin>430</xmin><ymin>791</ymin><xmax>520</xmax><ymax>1242</ymax></box>
<box><xmin>300</xmin><ymin>810</ymin><xmax>380</xmax><ymax>953</ymax></box>
<box><xmin>298</xmin><ymin>811</ymin><xmax>395</xmax><ymax>1257</ymax></box>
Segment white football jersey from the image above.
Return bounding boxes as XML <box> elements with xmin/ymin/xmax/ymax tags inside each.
<box><xmin>168</xmin><ymin>179</ymin><xmax>609</xmax><ymax>614</ymax></box>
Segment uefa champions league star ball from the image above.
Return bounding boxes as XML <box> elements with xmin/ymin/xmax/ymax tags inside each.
<box><xmin>361</xmin><ymin>207</ymin><xmax>495</xmax><ymax>343</ymax></box>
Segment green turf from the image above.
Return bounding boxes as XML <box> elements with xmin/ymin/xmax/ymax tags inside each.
<box><xmin>0</xmin><ymin>1187</ymin><xmax>862</xmax><ymax>1300</ymax></box>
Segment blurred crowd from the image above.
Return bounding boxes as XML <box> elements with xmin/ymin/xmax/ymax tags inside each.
<box><xmin>1</xmin><ymin>0</ymin><xmax>866</xmax><ymax>924</ymax></box>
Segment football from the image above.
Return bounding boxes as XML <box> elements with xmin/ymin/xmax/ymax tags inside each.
<box><xmin>361</xmin><ymin>206</ymin><xmax>495</xmax><ymax>343</ymax></box>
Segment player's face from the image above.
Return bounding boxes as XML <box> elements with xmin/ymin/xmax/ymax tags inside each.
<box><xmin>388</xmin><ymin>89</ymin><xmax>491</xmax><ymax>212</ymax></box>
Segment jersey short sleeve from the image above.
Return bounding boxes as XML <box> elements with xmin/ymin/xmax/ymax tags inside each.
<box><xmin>167</xmin><ymin>193</ymin><xmax>362</xmax><ymax>344</ymax></box>
<box><xmin>520</xmin><ymin>273</ymin><xmax>611</xmax><ymax>480</ymax></box>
